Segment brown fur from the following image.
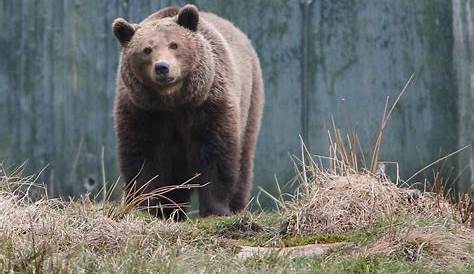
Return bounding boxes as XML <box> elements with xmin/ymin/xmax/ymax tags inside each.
<box><xmin>112</xmin><ymin>5</ymin><xmax>264</xmax><ymax>219</ymax></box>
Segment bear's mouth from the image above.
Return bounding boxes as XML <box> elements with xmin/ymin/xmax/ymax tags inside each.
<box><xmin>155</xmin><ymin>75</ymin><xmax>176</xmax><ymax>86</ymax></box>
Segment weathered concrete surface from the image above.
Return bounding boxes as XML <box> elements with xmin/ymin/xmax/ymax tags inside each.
<box><xmin>306</xmin><ymin>0</ymin><xmax>461</xmax><ymax>183</ymax></box>
<box><xmin>0</xmin><ymin>1</ymin><xmax>471</xmax><ymax>202</ymax></box>
<box><xmin>453</xmin><ymin>0</ymin><xmax>474</xmax><ymax>190</ymax></box>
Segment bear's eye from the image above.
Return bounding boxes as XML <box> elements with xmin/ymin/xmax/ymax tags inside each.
<box><xmin>169</xmin><ymin>42</ymin><xmax>178</xmax><ymax>50</ymax></box>
<box><xmin>143</xmin><ymin>47</ymin><xmax>152</xmax><ymax>55</ymax></box>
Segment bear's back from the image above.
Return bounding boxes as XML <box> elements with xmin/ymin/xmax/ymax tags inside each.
<box><xmin>200</xmin><ymin>12</ymin><xmax>260</xmax><ymax>134</ymax></box>
<box><xmin>201</xmin><ymin>12</ymin><xmax>255</xmax><ymax>58</ymax></box>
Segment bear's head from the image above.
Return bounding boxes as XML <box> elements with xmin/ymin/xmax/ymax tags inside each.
<box><xmin>112</xmin><ymin>5</ymin><xmax>215</xmax><ymax>111</ymax></box>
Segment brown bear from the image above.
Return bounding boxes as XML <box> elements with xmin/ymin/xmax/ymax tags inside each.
<box><xmin>112</xmin><ymin>5</ymin><xmax>264</xmax><ymax>219</ymax></box>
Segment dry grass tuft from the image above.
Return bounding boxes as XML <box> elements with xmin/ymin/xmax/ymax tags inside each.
<box><xmin>282</xmin><ymin>167</ymin><xmax>462</xmax><ymax>235</ymax></box>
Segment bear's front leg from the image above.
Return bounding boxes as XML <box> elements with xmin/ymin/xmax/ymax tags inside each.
<box><xmin>116</xmin><ymin>97</ymin><xmax>190</xmax><ymax>219</ymax></box>
<box><xmin>194</xmin><ymin>112</ymin><xmax>241</xmax><ymax>217</ymax></box>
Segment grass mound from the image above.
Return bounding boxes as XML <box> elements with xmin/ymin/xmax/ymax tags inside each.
<box><xmin>283</xmin><ymin>171</ymin><xmax>463</xmax><ymax>235</ymax></box>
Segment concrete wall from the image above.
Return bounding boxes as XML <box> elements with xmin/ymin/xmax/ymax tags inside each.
<box><xmin>0</xmin><ymin>0</ymin><xmax>471</xmax><ymax>202</ymax></box>
<box><xmin>453</xmin><ymin>0</ymin><xmax>474</xmax><ymax>191</ymax></box>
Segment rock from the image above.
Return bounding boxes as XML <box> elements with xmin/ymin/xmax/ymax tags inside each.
<box><xmin>237</xmin><ymin>242</ymin><xmax>353</xmax><ymax>259</ymax></box>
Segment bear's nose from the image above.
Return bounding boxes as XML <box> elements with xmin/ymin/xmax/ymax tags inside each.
<box><xmin>155</xmin><ymin>61</ymin><xmax>170</xmax><ymax>75</ymax></box>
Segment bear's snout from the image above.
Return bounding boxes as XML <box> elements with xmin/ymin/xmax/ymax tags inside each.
<box><xmin>154</xmin><ymin>61</ymin><xmax>170</xmax><ymax>75</ymax></box>
<box><xmin>154</xmin><ymin>61</ymin><xmax>175</xmax><ymax>84</ymax></box>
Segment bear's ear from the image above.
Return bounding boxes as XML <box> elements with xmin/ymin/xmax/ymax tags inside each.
<box><xmin>177</xmin><ymin>4</ymin><xmax>199</xmax><ymax>32</ymax></box>
<box><xmin>112</xmin><ymin>18</ymin><xmax>137</xmax><ymax>46</ymax></box>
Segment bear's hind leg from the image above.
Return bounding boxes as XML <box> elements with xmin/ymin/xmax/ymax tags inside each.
<box><xmin>230</xmin><ymin>71</ymin><xmax>264</xmax><ymax>213</ymax></box>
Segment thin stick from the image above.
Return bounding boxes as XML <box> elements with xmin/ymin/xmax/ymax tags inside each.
<box><xmin>101</xmin><ymin>147</ymin><xmax>107</xmax><ymax>203</ymax></box>
<box><xmin>371</xmin><ymin>72</ymin><xmax>415</xmax><ymax>173</ymax></box>
<box><xmin>405</xmin><ymin>145</ymin><xmax>470</xmax><ymax>183</ymax></box>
